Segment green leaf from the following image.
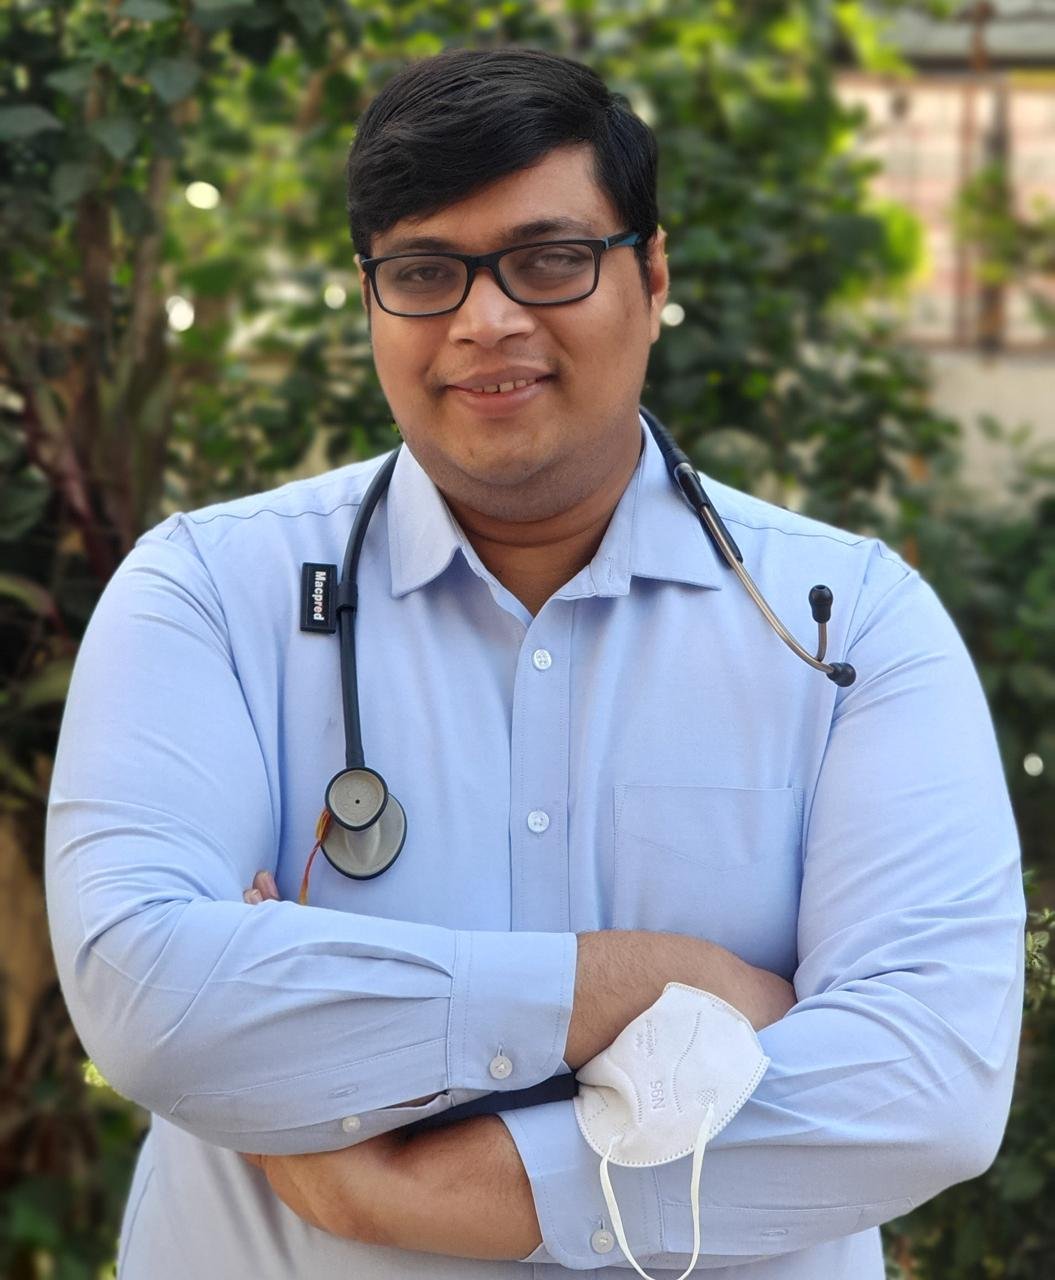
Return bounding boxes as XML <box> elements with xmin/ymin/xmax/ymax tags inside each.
<box><xmin>115</xmin><ymin>186</ymin><xmax>157</xmax><ymax>237</ymax></box>
<box><xmin>51</xmin><ymin>161</ymin><xmax>96</xmax><ymax>206</ymax></box>
<box><xmin>0</xmin><ymin>105</ymin><xmax>64</xmax><ymax>141</ymax></box>
<box><xmin>18</xmin><ymin>658</ymin><xmax>74</xmax><ymax>711</ymax></box>
<box><xmin>146</xmin><ymin>57</ymin><xmax>202</xmax><ymax>105</ymax></box>
<box><xmin>6</xmin><ymin>1186</ymin><xmax>62</xmax><ymax>1249</ymax></box>
<box><xmin>0</xmin><ymin>471</ymin><xmax>49</xmax><ymax>540</ymax></box>
<box><xmin>120</xmin><ymin>0</ymin><xmax>176</xmax><ymax>18</ymax></box>
<box><xmin>150</xmin><ymin>115</ymin><xmax>183</xmax><ymax>159</ymax></box>
<box><xmin>182</xmin><ymin>255</ymin><xmax>245</xmax><ymax>296</ymax></box>
<box><xmin>0</xmin><ymin>573</ymin><xmax>56</xmax><ymax>617</ymax></box>
<box><xmin>83</xmin><ymin>1059</ymin><xmax>112</xmax><ymax>1089</ymax></box>
<box><xmin>286</xmin><ymin>0</ymin><xmax>328</xmax><ymax>38</ymax></box>
<box><xmin>44</xmin><ymin>64</ymin><xmax>96</xmax><ymax>97</ymax></box>
<box><xmin>90</xmin><ymin>115</ymin><xmax>139</xmax><ymax>161</ymax></box>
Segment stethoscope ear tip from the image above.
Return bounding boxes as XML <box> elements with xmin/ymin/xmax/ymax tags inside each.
<box><xmin>825</xmin><ymin>662</ymin><xmax>857</xmax><ymax>687</ymax></box>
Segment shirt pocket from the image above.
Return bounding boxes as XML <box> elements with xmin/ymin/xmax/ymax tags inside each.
<box><xmin>611</xmin><ymin>783</ymin><xmax>803</xmax><ymax>976</ymax></box>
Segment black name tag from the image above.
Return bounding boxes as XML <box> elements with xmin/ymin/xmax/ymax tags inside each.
<box><xmin>300</xmin><ymin>563</ymin><xmax>337</xmax><ymax>633</ymax></box>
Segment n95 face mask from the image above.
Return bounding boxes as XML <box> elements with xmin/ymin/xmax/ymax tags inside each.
<box><xmin>573</xmin><ymin>982</ymin><xmax>770</xmax><ymax>1280</ymax></box>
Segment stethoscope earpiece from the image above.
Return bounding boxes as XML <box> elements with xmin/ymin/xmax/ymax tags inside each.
<box><xmin>650</xmin><ymin>412</ymin><xmax>857</xmax><ymax>690</ymax></box>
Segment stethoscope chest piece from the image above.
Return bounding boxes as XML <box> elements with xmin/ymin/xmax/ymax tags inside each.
<box><xmin>326</xmin><ymin>766</ymin><xmax>388</xmax><ymax>829</ymax></box>
<box><xmin>322</xmin><ymin>767</ymin><xmax>407</xmax><ymax>879</ymax></box>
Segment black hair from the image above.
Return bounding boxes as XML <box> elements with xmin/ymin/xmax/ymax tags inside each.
<box><xmin>345</xmin><ymin>47</ymin><xmax>659</xmax><ymax>289</ymax></box>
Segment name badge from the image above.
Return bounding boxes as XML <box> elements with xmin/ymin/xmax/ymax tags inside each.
<box><xmin>300</xmin><ymin>563</ymin><xmax>338</xmax><ymax>633</ymax></box>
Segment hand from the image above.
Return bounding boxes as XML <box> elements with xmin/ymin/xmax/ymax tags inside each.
<box><xmin>242</xmin><ymin>868</ymin><xmax>281</xmax><ymax>906</ymax></box>
<box><xmin>241</xmin><ymin>1133</ymin><xmax>407</xmax><ymax>1243</ymax></box>
<box><xmin>240</xmin><ymin>870</ymin><xmax>542</xmax><ymax>1258</ymax></box>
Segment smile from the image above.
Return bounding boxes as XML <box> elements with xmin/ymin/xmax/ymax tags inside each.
<box><xmin>466</xmin><ymin>377</ymin><xmax>544</xmax><ymax>395</ymax></box>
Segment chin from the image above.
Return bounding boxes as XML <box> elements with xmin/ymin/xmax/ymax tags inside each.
<box><xmin>422</xmin><ymin>437</ymin><xmax>557</xmax><ymax>495</ymax></box>
<box><xmin>458</xmin><ymin>459</ymin><xmax>596</xmax><ymax>524</ymax></box>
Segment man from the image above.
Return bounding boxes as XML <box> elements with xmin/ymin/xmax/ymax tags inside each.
<box><xmin>45</xmin><ymin>46</ymin><xmax>1024</xmax><ymax>1280</ymax></box>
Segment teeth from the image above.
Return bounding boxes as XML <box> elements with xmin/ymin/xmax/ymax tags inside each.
<box><xmin>468</xmin><ymin>377</ymin><xmax>541</xmax><ymax>394</ymax></box>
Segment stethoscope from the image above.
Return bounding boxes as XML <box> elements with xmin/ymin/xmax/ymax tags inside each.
<box><xmin>301</xmin><ymin>406</ymin><xmax>857</xmax><ymax>896</ymax></box>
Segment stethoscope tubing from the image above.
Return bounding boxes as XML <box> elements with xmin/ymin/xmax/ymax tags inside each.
<box><xmin>639</xmin><ymin>407</ymin><xmax>854</xmax><ymax>686</ymax></box>
<box><xmin>337</xmin><ymin>447</ymin><xmax>400</xmax><ymax>770</ymax></box>
<box><xmin>329</xmin><ymin>407</ymin><xmax>856</xmax><ymax>855</ymax></box>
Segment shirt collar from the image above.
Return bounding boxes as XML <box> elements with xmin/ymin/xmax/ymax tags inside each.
<box><xmin>386</xmin><ymin>414</ymin><xmax>725</xmax><ymax>600</ymax></box>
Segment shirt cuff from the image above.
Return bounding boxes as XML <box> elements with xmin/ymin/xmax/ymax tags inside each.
<box><xmin>448</xmin><ymin>930</ymin><xmax>576</xmax><ymax>1093</ymax></box>
<box><xmin>499</xmin><ymin>1098</ymin><xmax>664</xmax><ymax>1270</ymax></box>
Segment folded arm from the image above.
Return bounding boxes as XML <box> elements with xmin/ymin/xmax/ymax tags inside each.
<box><xmin>44</xmin><ymin>521</ymin><xmax>575</xmax><ymax>1155</ymax></box>
<box><xmin>495</xmin><ymin>567</ymin><xmax>1026</xmax><ymax>1269</ymax></box>
<box><xmin>238</xmin><ymin>905</ymin><xmax>797</xmax><ymax>1259</ymax></box>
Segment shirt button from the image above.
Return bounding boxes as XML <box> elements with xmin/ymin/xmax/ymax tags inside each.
<box><xmin>532</xmin><ymin>648</ymin><xmax>553</xmax><ymax>671</ymax></box>
<box><xmin>526</xmin><ymin>810</ymin><xmax>550</xmax><ymax>833</ymax></box>
<box><xmin>341</xmin><ymin>1115</ymin><xmax>361</xmax><ymax>1133</ymax></box>
<box><xmin>591</xmin><ymin>1229</ymin><xmax>615</xmax><ymax>1254</ymax></box>
<box><xmin>489</xmin><ymin>1054</ymin><xmax>513</xmax><ymax>1080</ymax></box>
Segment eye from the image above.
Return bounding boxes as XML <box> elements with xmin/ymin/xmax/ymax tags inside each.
<box><xmin>393</xmin><ymin>262</ymin><xmax>456</xmax><ymax>285</ymax></box>
<box><xmin>521</xmin><ymin>248</ymin><xmax>592</xmax><ymax>275</ymax></box>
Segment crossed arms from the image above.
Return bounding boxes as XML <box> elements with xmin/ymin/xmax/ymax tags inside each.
<box><xmin>46</xmin><ymin>522</ymin><xmax>1025</xmax><ymax>1270</ymax></box>
<box><xmin>236</xmin><ymin>902</ymin><xmax>797</xmax><ymax>1258</ymax></box>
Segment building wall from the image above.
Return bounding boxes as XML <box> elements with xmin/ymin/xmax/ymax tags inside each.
<box><xmin>838</xmin><ymin>71</ymin><xmax>1055</xmax><ymax>349</ymax></box>
<box><xmin>837</xmin><ymin>72</ymin><xmax>1055</xmax><ymax>504</ymax></box>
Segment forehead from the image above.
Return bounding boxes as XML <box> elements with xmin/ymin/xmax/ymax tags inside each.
<box><xmin>371</xmin><ymin>145</ymin><xmax>621</xmax><ymax>256</ymax></box>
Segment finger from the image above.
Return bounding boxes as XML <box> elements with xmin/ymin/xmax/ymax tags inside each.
<box><xmin>253</xmin><ymin>869</ymin><xmax>281</xmax><ymax>901</ymax></box>
<box><xmin>244</xmin><ymin>889</ymin><xmax>263</xmax><ymax>905</ymax></box>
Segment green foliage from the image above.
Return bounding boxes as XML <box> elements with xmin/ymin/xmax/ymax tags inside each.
<box><xmin>957</xmin><ymin>161</ymin><xmax>1055</xmax><ymax>332</ymax></box>
<box><xmin>0</xmin><ymin>2</ymin><xmax>1051</xmax><ymax>1278</ymax></box>
<box><xmin>0</xmin><ymin>1031</ymin><xmax>146</xmax><ymax>1280</ymax></box>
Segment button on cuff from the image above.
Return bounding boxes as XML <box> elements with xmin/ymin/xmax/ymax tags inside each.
<box><xmin>447</xmin><ymin>927</ymin><xmax>576</xmax><ymax>1091</ymax></box>
<box><xmin>489</xmin><ymin>1053</ymin><xmax>513</xmax><ymax>1080</ymax></box>
<box><xmin>591</xmin><ymin>1228</ymin><xmax>615</xmax><ymax>1254</ymax></box>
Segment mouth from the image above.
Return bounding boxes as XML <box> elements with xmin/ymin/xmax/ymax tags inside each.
<box><xmin>446</xmin><ymin>374</ymin><xmax>554</xmax><ymax>414</ymax></box>
<box><xmin>458</xmin><ymin>375</ymin><xmax>549</xmax><ymax>396</ymax></box>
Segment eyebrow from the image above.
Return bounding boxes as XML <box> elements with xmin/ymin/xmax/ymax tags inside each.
<box><xmin>375</xmin><ymin>217</ymin><xmax>601</xmax><ymax>256</ymax></box>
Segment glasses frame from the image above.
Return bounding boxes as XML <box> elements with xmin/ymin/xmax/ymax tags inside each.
<box><xmin>360</xmin><ymin>230</ymin><xmax>642</xmax><ymax>318</ymax></box>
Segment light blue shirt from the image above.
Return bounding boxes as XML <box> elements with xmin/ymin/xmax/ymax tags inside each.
<box><xmin>45</xmin><ymin>419</ymin><xmax>1025</xmax><ymax>1279</ymax></box>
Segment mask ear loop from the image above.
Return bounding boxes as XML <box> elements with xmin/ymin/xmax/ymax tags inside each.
<box><xmin>597</xmin><ymin>1101</ymin><xmax>715</xmax><ymax>1280</ymax></box>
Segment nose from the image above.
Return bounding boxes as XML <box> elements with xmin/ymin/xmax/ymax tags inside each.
<box><xmin>446</xmin><ymin>266</ymin><xmax>535</xmax><ymax>347</ymax></box>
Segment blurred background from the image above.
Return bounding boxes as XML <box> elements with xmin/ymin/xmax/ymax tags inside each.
<box><xmin>1</xmin><ymin>1</ymin><xmax>1053</xmax><ymax>1277</ymax></box>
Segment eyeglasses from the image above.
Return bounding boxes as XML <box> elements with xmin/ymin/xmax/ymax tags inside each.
<box><xmin>360</xmin><ymin>231</ymin><xmax>641</xmax><ymax>317</ymax></box>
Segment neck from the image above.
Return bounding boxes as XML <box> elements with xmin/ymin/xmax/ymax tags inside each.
<box><xmin>445</xmin><ymin>437</ymin><xmax>642</xmax><ymax>617</ymax></box>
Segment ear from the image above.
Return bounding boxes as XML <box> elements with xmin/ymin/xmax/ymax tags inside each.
<box><xmin>646</xmin><ymin>227</ymin><xmax>669</xmax><ymax>345</ymax></box>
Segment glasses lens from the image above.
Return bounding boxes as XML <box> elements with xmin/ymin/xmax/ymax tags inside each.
<box><xmin>501</xmin><ymin>243</ymin><xmax>597</xmax><ymax>303</ymax></box>
<box><xmin>375</xmin><ymin>257</ymin><xmax>468</xmax><ymax>314</ymax></box>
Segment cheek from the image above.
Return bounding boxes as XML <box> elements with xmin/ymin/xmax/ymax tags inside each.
<box><xmin>373</xmin><ymin>329</ymin><xmax>434</xmax><ymax>400</ymax></box>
